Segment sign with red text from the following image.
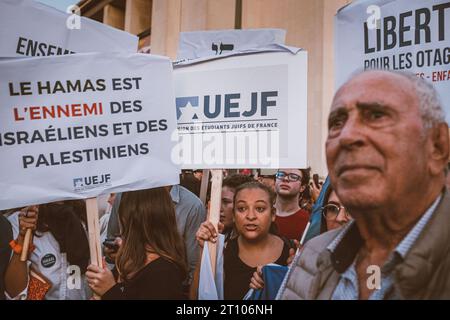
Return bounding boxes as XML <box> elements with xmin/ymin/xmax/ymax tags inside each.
<box><xmin>0</xmin><ymin>0</ymin><xmax>138</xmax><ymax>58</ymax></box>
<box><xmin>0</xmin><ymin>53</ymin><xmax>180</xmax><ymax>210</ymax></box>
<box><xmin>335</xmin><ymin>0</ymin><xmax>450</xmax><ymax>123</ymax></box>
<box><xmin>173</xmin><ymin>51</ymin><xmax>308</xmax><ymax>169</ymax></box>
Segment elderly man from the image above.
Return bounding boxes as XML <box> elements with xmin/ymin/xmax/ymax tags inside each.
<box><xmin>278</xmin><ymin>70</ymin><xmax>450</xmax><ymax>299</ymax></box>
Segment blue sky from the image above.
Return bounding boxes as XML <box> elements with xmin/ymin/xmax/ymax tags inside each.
<box><xmin>36</xmin><ymin>0</ymin><xmax>78</xmax><ymax>13</ymax></box>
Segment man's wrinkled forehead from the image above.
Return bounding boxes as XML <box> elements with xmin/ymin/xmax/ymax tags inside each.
<box><xmin>331</xmin><ymin>71</ymin><xmax>417</xmax><ymax>111</ymax></box>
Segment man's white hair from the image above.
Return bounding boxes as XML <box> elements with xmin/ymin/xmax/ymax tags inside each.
<box><xmin>392</xmin><ymin>70</ymin><xmax>446</xmax><ymax>130</ymax></box>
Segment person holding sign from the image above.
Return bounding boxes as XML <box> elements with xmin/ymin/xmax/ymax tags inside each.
<box><xmin>4</xmin><ymin>201</ymin><xmax>91</xmax><ymax>300</ymax></box>
<box><xmin>86</xmin><ymin>187</ymin><xmax>186</xmax><ymax>300</ymax></box>
<box><xmin>249</xmin><ymin>185</ymin><xmax>353</xmax><ymax>293</ymax></box>
<box><xmin>196</xmin><ymin>181</ymin><xmax>295</xmax><ymax>299</ymax></box>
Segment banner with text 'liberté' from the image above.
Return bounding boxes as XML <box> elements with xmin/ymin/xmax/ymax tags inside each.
<box><xmin>335</xmin><ymin>0</ymin><xmax>450</xmax><ymax>123</ymax></box>
<box><xmin>0</xmin><ymin>0</ymin><xmax>138</xmax><ymax>57</ymax></box>
<box><xmin>173</xmin><ymin>50</ymin><xmax>308</xmax><ymax>169</ymax></box>
<box><xmin>0</xmin><ymin>53</ymin><xmax>180</xmax><ymax>210</ymax></box>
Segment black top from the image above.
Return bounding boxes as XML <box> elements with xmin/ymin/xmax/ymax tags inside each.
<box><xmin>223</xmin><ymin>236</ymin><xmax>292</xmax><ymax>300</ymax></box>
<box><xmin>102</xmin><ymin>257</ymin><xmax>184</xmax><ymax>300</ymax></box>
<box><xmin>0</xmin><ymin>215</ymin><xmax>13</xmax><ymax>300</ymax></box>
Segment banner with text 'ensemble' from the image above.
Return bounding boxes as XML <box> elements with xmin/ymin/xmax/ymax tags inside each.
<box><xmin>0</xmin><ymin>0</ymin><xmax>138</xmax><ymax>58</ymax></box>
<box><xmin>0</xmin><ymin>53</ymin><xmax>180</xmax><ymax>210</ymax></box>
<box><xmin>173</xmin><ymin>51</ymin><xmax>308</xmax><ymax>169</ymax></box>
<box><xmin>335</xmin><ymin>0</ymin><xmax>450</xmax><ymax>123</ymax></box>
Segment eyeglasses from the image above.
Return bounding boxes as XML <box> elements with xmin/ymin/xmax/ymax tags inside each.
<box><xmin>321</xmin><ymin>203</ymin><xmax>350</xmax><ymax>221</ymax></box>
<box><xmin>275</xmin><ymin>171</ymin><xmax>301</xmax><ymax>182</ymax></box>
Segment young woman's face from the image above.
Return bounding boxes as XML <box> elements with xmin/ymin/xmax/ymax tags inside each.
<box><xmin>234</xmin><ymin>188</ymin><xmax>274</xmax><ymax>241</ymax></box>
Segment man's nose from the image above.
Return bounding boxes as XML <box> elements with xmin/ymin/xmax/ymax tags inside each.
<box><xmin>337</xmin><ymin>116</ymin><xmax>366</xmax><ymax>149</ymax></box>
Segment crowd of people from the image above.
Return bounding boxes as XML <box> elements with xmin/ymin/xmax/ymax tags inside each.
<box><xmin>1</xmin><ymin>69</ymin><xmax>449</xmax><ymax>300</ymax></box>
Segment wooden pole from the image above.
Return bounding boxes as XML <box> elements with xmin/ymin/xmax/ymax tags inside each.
<box><xmin>20</xmin><ymin>229</ymin><xmax>32</xmax><ymax>262</ymax></box>
<box><xmin>86</xmin><ymin>198</ymin><xmax>102</xmax><ymax>268</ymax></box>
<box><xmin>20</xmin><ymin>205</ymin><xmax>38</xmax><ymax>262</ymax></box>
<box><xmin>207</xmin><ymin>169</ymin><xmax>223</xmax><ymax>276</ymax></box>
<box><xmin>199</xmin><ymin>169</ymin><xmax>210</xmax><ymax>205</ymax></box>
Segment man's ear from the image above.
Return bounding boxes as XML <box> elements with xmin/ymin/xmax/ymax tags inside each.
<box><xmin>428</xmin><ymin>123</ymin><xmax>449</xmax><ymax>175</ymax></box>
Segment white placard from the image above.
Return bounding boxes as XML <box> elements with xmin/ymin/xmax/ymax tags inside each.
<box><xmin>0</xmin><ymin>53</ymin><xmax>180</xmax><ymax>210</ymax></box>
<box><xmin>335</xmin><ymin>0</ymin><xmax>450</xmax><ymax>122</ymax></box>
<box><xmin>177</xmin><ymin>28</ymin><xmax>286</xmax><ymax>60</ymax></box>
<box><xmin>173</xmin><ymin>51</ymin><xmax>308</xmax><ymax>169</ymax></box>
<box><xmin>0</xmin><ymin>0</ymin><xmax>138</xmax><ymax>57</ymax></box>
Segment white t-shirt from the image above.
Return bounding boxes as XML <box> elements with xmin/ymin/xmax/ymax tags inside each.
<box><xmin>5</xmin><ymin>212</ymin><xmax>92</xmax><ymax>300</ymax></box>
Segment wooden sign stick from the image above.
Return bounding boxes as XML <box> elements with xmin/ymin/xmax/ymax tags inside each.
<box><xmin>20</xmin><ymin>205</ymin><xmax>38</xmax><ymax>262</ymax></box>
<box><xmin>207</xmin><ymin>169</ymin><xmax>223</xmax><ymax>276</ymax></box>
<box><xmin>20</xmin><ymin>229</ymin><xmax>32</xmax><ymax>262</ymax></box>
<box><xmin>199</xmin><ymin>169</ymin><xmax>210</xmax><ymax>205</ymax></box>
<box><xmin>86</xmin><ymin>198</ymin><xmax>102</xmax><ymax>268</ymax></box>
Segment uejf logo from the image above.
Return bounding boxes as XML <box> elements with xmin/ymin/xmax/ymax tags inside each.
<box><xmin>73</xmin><ymin>178</ymin><xmax>84</xmax><ymax>189</ymax></box>
<box><xmin>176</xmin><ymin>91</ymin><xmax>278</xmax><ymax>122</ymax></box>
<box><xmin>176</xmin><ymin>96</ymin><xmax>200</xmax><ymax>121</ymax></box>
<box><xmin>73</xmin><ymin>174</ymin><xmax>112</xmax><ymax>192</ymax></box>
<box><xmin>173</xmin><ymin>91</ymin><xmax>281</xmax><ymax>168</ymax></box>
<box><xmin>66</xmin><ymin>5</ymin><xmax>81</xmax><ymax>30</ymax></box>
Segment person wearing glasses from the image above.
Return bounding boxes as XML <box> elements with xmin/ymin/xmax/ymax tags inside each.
<box><xmin>273</xmin><ymin>169</ymin><xmax>311</xmax><ymax>241</ymax></box>
<box><xmin>320</xmin><ymin>187</ymin><xmax>352</xmax><ymax>233</ymax></box>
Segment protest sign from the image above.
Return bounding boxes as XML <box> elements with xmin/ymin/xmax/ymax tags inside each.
<box><xmin>0</xmin><ymin>53</ymin><xmax>180</xmax><ymax>210</ymax></box>
<box><xmin>177</xmin><ymin>28</ymin><xmax>286</xmax><ymax>60</ymax></box>
<box><xmin>173</xmin><ymin>50</ymin><xmax>308</xmax><ymax>170</ymax></box>
<box><xmin>335</xmin><ymin>0</ymin><xmax>450</xmax><ymax>123</ymax></box>
<box><xmin>0</xmin><ymin>0</ymin><xmax>138</xmax><ymax>57</ymax></box>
